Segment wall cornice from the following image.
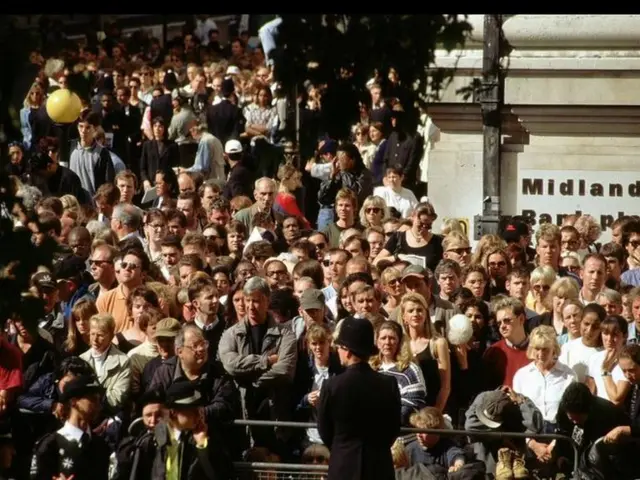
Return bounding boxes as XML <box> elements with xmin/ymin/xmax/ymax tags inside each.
<box><xmin>466</xmin><ymin>15</ymin><xmax>640</xmax><ymax>49</ymax></box>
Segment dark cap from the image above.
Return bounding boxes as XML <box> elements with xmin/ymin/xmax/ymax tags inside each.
<box><xmin>59</xmin><ymin>375</ymin><xmax>103</xmax><ymax>403</ymax></box>
<box><xmin>401</xmin><ymin>264</ymin><xmax>431</xmax><ymax>281</ymax></box>
<box><xmin>165</xmin><ymin>381</ymin><xmax>204</xmax><ymax>409</ymax></box>
<box><xmin>334</xmin><ymin>316</ymin><xmax>378</xmax><ymax>359</ymax></box>
<box><xmin>32</xmin><ymin>271</ymin><xmax>56</xmax><ymax>290</ymax></box>
<box><xmin>502</xmin><ymin>221</ymin><xmax>529</xmax><ymax>244</ymax></box>
<box><xmin>476</xmin><ymin>390</ymin><xmax>513</xmax><ymax>429</ymax></box>
<box><xmin>318</xmin><ymin>139</ymin><xmax>337</xmax><ymax>156</ymax></box>
<box><xmin>221</xmin><ymin>77</ymin><xmax>235</xmax><ymax>97</ymax></box>
<box><xmin>299</xmin><ymin>289</ymin><xmax>325</xmax><ymax>311</ymax></box>
<box><xmin>55</xmin><ymin>255</ymin><xmax>87</xmax><ymax>281</ymax></box>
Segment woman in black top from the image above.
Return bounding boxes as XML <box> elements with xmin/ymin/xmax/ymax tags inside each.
<box><xmin>374</xmin><ymin>201</ymin><xmax>443</xmax><ymax>272</ymax></box>
<box><xmin>139</xmin><ymin>117</ymin><xmax>180</xmax><ymax>192</ymax></box>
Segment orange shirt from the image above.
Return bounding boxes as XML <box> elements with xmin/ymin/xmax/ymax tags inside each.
<box><xmin>96</xmin><ymin>284</ymin><xmax>132</xmax><ymax>333</ymax></box>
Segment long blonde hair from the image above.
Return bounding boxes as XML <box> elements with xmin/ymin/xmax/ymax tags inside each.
<box><xmin>399</xmin><ymin>292</ymin><xmax>441</xmax><ymax>359</ymax></box>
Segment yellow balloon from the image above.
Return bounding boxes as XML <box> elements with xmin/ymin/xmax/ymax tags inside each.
<box><xmin>46</xmin><ymin>88</ymin><xmax>82</xmax><ymax>124</ymax></box>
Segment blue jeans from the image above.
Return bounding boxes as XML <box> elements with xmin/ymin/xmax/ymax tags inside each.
<box><xmin>258</xmin><ymin>17</ymin><xmax>282</xmax><ymax>65</ymax></box>
<box><xmin>317</xmin><ymin>207</ymin><xmax>334</xmax><ymax>232</ymax></box>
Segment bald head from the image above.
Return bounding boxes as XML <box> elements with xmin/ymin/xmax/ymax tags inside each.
<box><xmin>68</xmin><ymin>226</ymin><xmax>91</xmax><ymax>260</ymax></box>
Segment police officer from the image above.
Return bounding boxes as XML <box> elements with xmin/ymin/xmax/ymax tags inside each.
<box><xmin>30</xmin><ymin>374</ymin><xmax>110</xmax><ymax>480</ymax></box>
<box><xmin>317</xmin><ymin>316</ymin><xmax>402</xmax><ymax>480</ymax></box>
<box><xmin>117</xmin><ymin>380</ymin><xmax>234</xmax><ymax>480</ymax></box>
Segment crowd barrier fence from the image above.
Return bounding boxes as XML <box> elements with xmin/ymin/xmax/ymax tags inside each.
<box><xmin>232</xmin><ymin>419</ymin><xmax>580</xmax><ymax>480</ymax></box>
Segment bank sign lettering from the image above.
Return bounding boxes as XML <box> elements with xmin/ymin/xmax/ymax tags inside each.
<box><xmin>517</xmin><ymin>169</ymin><xmax>635</xmax><ymax>231</ymax></box>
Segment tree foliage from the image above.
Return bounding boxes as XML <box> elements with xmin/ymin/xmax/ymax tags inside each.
<box><xmin>273</xmin><ymin>14</ymin><xmax>472</xmax><ymax>140</ymax></box>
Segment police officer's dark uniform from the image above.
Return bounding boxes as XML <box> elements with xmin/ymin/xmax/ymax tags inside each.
<box><xmin>116</xmin><ymin>380</ymin><xmax>234</xmax><ymax>480</ymax></box>
<box><xmin>30</xmin><ymin>375</ymin><xmax>110</xmax><ymax>480</ymax></box>
<box><xmin>317</xmin><ymin>316</ymin><xmax>402</xmax><ymax>480</ymax></box>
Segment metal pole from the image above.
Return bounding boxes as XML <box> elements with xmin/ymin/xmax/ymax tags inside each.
<box><xmin>162</xmin><ymin>15</ymin><xmax>168</xmax><ymax>48</ymax></box>
<box><xmin>294</xmin><ymin>83</ymin><xmax>300</xmax><ymax>169</ymax></box>
<box><xmin>475</xmin><ymin>14</ymin><xmax>504</xmax><ymax>239</ymax></box>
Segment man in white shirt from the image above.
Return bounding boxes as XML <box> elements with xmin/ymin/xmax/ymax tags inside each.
<box><xmin>559</xmin><ymin>303</ymin><xmax>605</xmax><ymax>382</ymax></box>
<box><xmin>373</xmin><ymin>165</ymin><xmax>418</xmax><ymax>218</ymax></box>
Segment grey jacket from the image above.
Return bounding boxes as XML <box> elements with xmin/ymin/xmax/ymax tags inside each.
<box><xmin>218</xmin><ymin>313</ymin><xmax>297</xmax><ymax>428</ymax></box>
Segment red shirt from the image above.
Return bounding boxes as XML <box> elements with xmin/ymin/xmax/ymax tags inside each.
<box><xmin>0</xmin><ymin>337</ymin><xmax>23</xmax><ymax>392</ymax></box>
<box><xmin>482</xmin><ymin>339</ymin><xmax>529</xmax><ymax>389</ymax></box>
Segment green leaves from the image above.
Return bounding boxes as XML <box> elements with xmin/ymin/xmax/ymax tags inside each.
<box><xmin>272</xmin><ymin>15</ymin><xmax>472</xmax><ymax>139</ymax></box>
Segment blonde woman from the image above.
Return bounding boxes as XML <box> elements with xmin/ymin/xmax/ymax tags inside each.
<box><xmin>353</xmin><ymin>123</ymin><xmax>377</xmax><ymax>169</ymax></box>
<box><xmin>574</xmin><ymin>214</ymin><xmax>602</xmax><ymax>254</ymax></box>
<box><xmin>441</xmin><ymin>218</ymin><xmax>464</xmax><ymax>236</ymax></box>
<box><xmin>359</xmin><ymin>195</ymin><xmax>388</xmax><ymax>229</ymax></box>
<box><xmin>470</xmin><ymin>234</ymin><xmax>506</xmax><ymax>266</ymax></box>
<box><xmin>380</xmin><ymin>267</ymin><xmax>405</xmax><ymax>316</ymax></box>
<box><xmin>513</xmin><ymin>325</ymin><xmax>575</xmax><ymax>456</ymax></box>
<box><xmin>401</xmin><ymin>292</ymin><xmax>451</xmax><ymax>413</ymax></box>
<box><xmin>529</xmin><ymin>277</ymin><xmax>580</xmax><ymax>335</ymax></box>
<box><xmin>20</xmin><ymin>82</ymin><xmax>45</xmax><ymax>150</ymax></box>
<box><xmin>370</xmin><ymin>320</ymin><xmax>427</xmax><ymax>425</ymax></box>
<box><xmin>60</xmin><ymin>195</ymin><xmax>82</xmax><ymax>216</ymax></box>
<box><xmin>526</xmin><ymin>266</ymin><xmax>557</xmax><ymax>315</ymax></box>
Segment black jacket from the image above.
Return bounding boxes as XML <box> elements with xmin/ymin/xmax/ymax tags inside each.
<box><xmin>222</xmin><ymin>162</ymin><xmax>254</xmax><ymax>201</ymax></box>
<box><xmin>139</xmin><ymin>140</ymin><xmax>181</xmax><ymax>184</ymax></box>
<box><xmin>31</xmin><ymin>429</ymin><xmax>111</xmax><ymax>480</ymax></box>
<box><xmin>147</xmin><ymin>357</ymin><xmax>240</xmax><ymax>429</ymax></box>
<box><xmin>317</xmin><ymin>362</ymin><xmax>401</xmax><ymax>480</ymax></box>
<box><xmin>205</xmin><ymin>99</ymin><xmax>245</xmax><ymax>146</ymax></box>
<box><xmin>114</xmin><ymin>422</ymin><xmax>234</xmax><ymax>480</ymax></box>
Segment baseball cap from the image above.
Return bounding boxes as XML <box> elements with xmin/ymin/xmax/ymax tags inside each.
<box><xmin>476</xmin><ymin>390</ymin><xmax>513</xmax><ymax>429</ymax></box>
<box><xmin>32</xmin><ymin>271</ymin><xmax>56</xmax><ymax>291</ymax></box>
<box><xmin>401</xmin><ymin>264</ymin><xmax>431</xmax><ymax>281</ymax></box>
<box><xmin>155</xmin><ymin>318</ymin><xmax>181</xmax><ymax>338</ymax></box>
<box><xmin>224</xmin><ymin>139</ymin><xmax>243</xmax><ymax>155</ymax></box>
<box><xmin>300</xmin><ymin>289</ymin><xmax>325</xmax><ymax>311</ymax></box>
<box><xmin>226</xmin><ymin>65</ymin><xmax>241</xmax><ymax>76</ymax></box>
<box><xmin>502</xmin><ymin>221</ymin><xmax>529</xmax><ymax>244</ymax></box>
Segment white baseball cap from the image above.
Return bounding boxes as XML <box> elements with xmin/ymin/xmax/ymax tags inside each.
<box><xmin>224</xmin><ymin>139</ymin><xmax>243</xmax><ymax>154</ymax></box>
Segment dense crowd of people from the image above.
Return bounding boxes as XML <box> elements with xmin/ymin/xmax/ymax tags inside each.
<box><xmin>1</xmin><ymin>13</ymin><xmax>640</xmax><ymax>480</ymax></box>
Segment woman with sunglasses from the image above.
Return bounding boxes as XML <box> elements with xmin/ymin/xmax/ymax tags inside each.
<box><xmin>374</xmin><ymin>202</ymin><xmax>444</xmax><ymax>272</ymax></box>
<box><xmin>526</xmin><ymin>265</ymin><xmax>557</xmax><ymax>315</ymax></box>
<box><xmin>352</xmin><ymin>123</ymin><xmax>376</xmax><ymax>169</ymax></box>
<box><xmin>359</xmin><ymin>195</ymin><xmax>388</xmax><ymax>229</ymax></box>
<box><xmin>380</xmin><ymin>267</ymin><xmax>406</xmax><ymax>317</ymax></box>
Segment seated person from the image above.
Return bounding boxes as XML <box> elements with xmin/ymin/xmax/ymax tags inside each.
<box><xmin>404</xmin><ymin>407</ymin><xmax>467</xmax><ymax>472</ymax></box>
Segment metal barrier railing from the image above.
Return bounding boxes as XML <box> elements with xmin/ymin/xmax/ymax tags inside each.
<box><xmin>232</xmin><ymin>419</ymin><xmax>580</xmax><ymax>480</ymax></box>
